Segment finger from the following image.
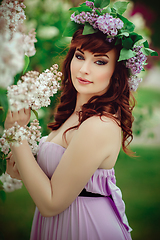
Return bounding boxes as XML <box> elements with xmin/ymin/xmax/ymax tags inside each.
<box><xmin>12</xmin><ymin>110</ymin><xmax>19</xmax><ymax>120</ymax></box>
<box><xmin>24</xmin><ymin>107</ymin><xmax>31</xmax><ymax>116</ymax></box>
<box><xmin>6</xmin><ymin>152</ymin><xmax>12</xmax><ymax>160</ymax></box>
<box><xmin>13</xmin><ymin>162</ymin><xmax>18</xmax><ymax>173</ymax></box>
<box><xmin>9</xmin><ymin>155</ymin><xmax>15</xmax><ymax>165</ymax></box>
<box><xmin>6</xmin><ymin>110</ymin><xmax>13</xmax><ymax>121</ymax></box>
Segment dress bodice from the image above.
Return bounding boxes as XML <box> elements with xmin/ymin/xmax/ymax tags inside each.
<box><xmin>37</xmin><ymin>136</ymin><xmax>131</xmax><ymax>232</ymax></box>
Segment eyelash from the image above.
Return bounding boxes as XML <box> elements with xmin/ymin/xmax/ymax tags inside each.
<box><xmin>75</xmin><ymin>53</ymin><xmax>108</xmax><ymax>66</ymax></box>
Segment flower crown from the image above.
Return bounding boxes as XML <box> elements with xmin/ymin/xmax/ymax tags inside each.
<box><xmin>63</xmin><ymin>0</ymin><xmax>158</xmax><ymax>91</ymax></box>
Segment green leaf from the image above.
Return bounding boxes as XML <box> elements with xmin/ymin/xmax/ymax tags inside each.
<box><xmin>141</xmin><ymin>48</ymin><xmax>158</xmax><ymax>56</ymax></box>
<box><xmin>0</xmin><ymin>190</ymin><xmax>6</xmax><ymax>202</ymax></box>
<box><xmin>70</xmin><ymin>6</ymin><xmax>92</xmax><ymax>13</ymax></box>
<box><xmin>113</xmin><ymin>1</ymin><xmax>129</xmax><ymax>15</ymax></box>
<box><xmin>94</xmin><ymin>0</ymin><xmax>102</xmax><ymax>8</ymax></box>
<box><xmin>32</xmin><ymin>109</ymin><xmax>38</xmax><ymax>120</ymax></box>
<box><xmin>0</xmin><ymin>156</ymin><xmax>6</xmax><ymax>175</ymax></box>
<box><xmin>63</xmin><ymin>21</ymin><xmax>79</xmax><ymax>37</ymax></box>
<box><xmin>118</xmin><ymin>14</ymin><xmax>135</xmax><ymax>32</ymax></box>
<box><xmin>122</xmin><ymin>38</ymin><xmax>133</xmax><ymax>49</ymax></box>
<box><xmin>94</xmin><ymin>0</ymin><xmax>110</xmax><ymax>8</ymax></box>
<box><xmin>118</xmin><ymin>32</ymin><xmax>129</xmax><ymax>37</ymax></box>
<box><xmin>0</xmin><ymin>88</ymin><xmax>8</xmax><ymax>120</ymax></box>
<box><xmin>143</xmin><ymin>40</ymin><xmax>149</xmax><ymax>48</ymax></box>
<box><xmin>82</xmin><ymin>23</ymin><xmax>98</xmax><ymax>35</ymax></box>
<box><xmin>14</xmin><ymin>72</ymin><xmax>21</xmax><ymax>85</ymax></box>
<box><xmin>23</xmin><ymin>55</ymin><xmax>30</xmax><ymax>75</ymax></box>
<box><xmin>101</xmin><ymin>0</ymin><xmax>110</xmax><ymax>9</ymax></box>
<box><xmin>101</xmin><ymin>6</ymin><xmax>111</xmax><ymax>14</ymax></box>
<box><xmin>118</xmin><ymin>48</ymin><xmax>136</xmax><ymax>61</ymax></box>
<box><xmin>130</xmin><ymin>32</ymin><xmax>143</xmax><ymax>44</ymax></box>
<box><xmin>115</xmin><ymin>37</ymin><xmax>122</xmax><ymax>45</ymax></box>
<box><xmin>95</xmin><ymin>9</ymin><xmax>101</xmax><ymax>15</ymax></box>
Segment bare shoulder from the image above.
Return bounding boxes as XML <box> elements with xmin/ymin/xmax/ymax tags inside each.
<box><xmin>78</xmin><ymin>115</ymin><xmax>121</xmax><ymax>140</ymax></box>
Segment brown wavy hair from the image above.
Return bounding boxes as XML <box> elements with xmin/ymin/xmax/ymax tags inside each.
<box><xmin>48</xmin><ymin>28</ymin><xmax>135</xmax><ymax>155</ymax></box>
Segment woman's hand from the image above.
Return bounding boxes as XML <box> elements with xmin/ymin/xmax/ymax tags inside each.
<box><xmin>4</xmin><ymin>108</ymin><xmax>31</xmax><ymax>129</ymax></box>
<box><xmin>6</xmin><ymin>152</ymin><xmax>22</xmax><ymax>180</ymax></box>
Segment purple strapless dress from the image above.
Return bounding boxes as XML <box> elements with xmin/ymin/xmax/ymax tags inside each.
<box><xmin>30</xmin><ymin>137</ymin><xmax>132</xmax><ymax>240</ymax></box>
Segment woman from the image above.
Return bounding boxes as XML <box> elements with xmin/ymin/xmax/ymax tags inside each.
<box><xmin>5</xmin><ymin>1</ymin><xmax>156</xmax><ymax>239</ymax></box>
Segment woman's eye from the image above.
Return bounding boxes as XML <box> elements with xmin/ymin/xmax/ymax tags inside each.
<box><xmin>75</xmin><ymin>53</ymin><xmax>84</xmax><ymax>60</ymax></box>
<box><xmin>96</xmin><ymin>60</ymin><xmax>107</xmax><ymax>65</ymax></box>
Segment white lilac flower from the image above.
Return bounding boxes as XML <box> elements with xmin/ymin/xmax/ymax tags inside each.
<box><xmin>0</xmin><ymin>173</ymin><xmax>22</xmax><ymax>192</ymax></box>
<box><xmin>7</xmin><ymin>65</ymin><xmax>62</xmax><ymax>111</ymax></box>
<box><xmin>23</xmin><ymin>29</ymin><xmax>37</xmax><ymax>57</ymax></box>
<box><xmin>0</xmin><ymin>31</ymin><xmax>24</xmax><ymax>88</ymax></box>
<box><xmin>0</xmin><ymin>1</ymin><xmax>37</xmax><ymax>88</ymax></box>
<box><xmin>0</xmin><ymin>120</ymin><xmax>41</xmax><ymax>156</ymax></box>
<box><xmin>0</xmin><ymin>0</ymin><xmax>26</xmax><ymax>38</ymax></box>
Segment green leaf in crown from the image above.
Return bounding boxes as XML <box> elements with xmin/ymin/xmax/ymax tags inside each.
<box><xmin>113</xmin><ymin>1</ymin><xmax>129</xmax><ymax>15</ymax></box>
<box><xmin>94</xmin><ymin>0</ymin><xmax>110</xmax><ymax>8</ymax></box>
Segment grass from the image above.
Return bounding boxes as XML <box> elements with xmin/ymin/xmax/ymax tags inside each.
<box><xmin>115</xmin><ymin>146</ymin><xmax>160</xmax><ymax>240</ymax></box>
<box><xmin>0</xmin><ymin>146</ymin><xmax>159</xmax><ymax>240</ymax></box>
<box><xmin>134</xmin><ymin>87</ymin><xmax>160</xmax><ymax>108</ymax></box>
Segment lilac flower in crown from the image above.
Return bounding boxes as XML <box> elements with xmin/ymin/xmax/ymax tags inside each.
<box><xmin>70</xmin><ymin>2</ymin><xmax>124</xmax><ymax>43</ymax></box>
<box><xmin>126</xmin><ymin>46</ymin><xmax>147</xmax><ymax>76</ymax></box>
<box><xmin>128</xmin><ymin>76</ymin><xmax>142</xmax><ymax>92</ymax></box>
<box><xmin>125</xmin><ymin>46</ymin><xmax>147</xmax><ymax>91</ymax></box>
<box><xmin>85</xmin><ymin>1</ymin><xmax>94</xmax><ymax>7</ymax></box>
<box><xmin>96</xmin><ymin>14</ymin><xmax>123</xmax><ymax>42</ymax></box>
<box><xmin>71</xmin><ymin>10</ymin><xmax>99</xmax><ymax>26</ymax></box>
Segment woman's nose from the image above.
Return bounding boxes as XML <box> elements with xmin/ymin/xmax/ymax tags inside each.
<box><xmin>79</xmin><ymin>60</ymin><xmax>91</xmax><ymax>75</ymax></box>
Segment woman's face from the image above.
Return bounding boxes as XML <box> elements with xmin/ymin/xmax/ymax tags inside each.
<box><xmin>70</xmin><ymin>47</ymin><xmax>117</xmax><ymax>99</ymax></box>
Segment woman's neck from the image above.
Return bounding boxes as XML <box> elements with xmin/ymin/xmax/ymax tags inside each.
<box><xmin>74</xmin><ymin>93</ymin><xmax>92</xmax><ymax>112</ymax></box>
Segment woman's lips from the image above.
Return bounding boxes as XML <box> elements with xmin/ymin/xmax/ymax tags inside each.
<box><xmin>77</xmin><ymin>77</ymin><xmax>92</xmax><ymax>85</ymax></box>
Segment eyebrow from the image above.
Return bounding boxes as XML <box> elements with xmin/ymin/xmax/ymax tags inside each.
<box><xmin>76</xmin><ymin>48</ymin><xmax>109</xmax><ymax>59</ymax></box>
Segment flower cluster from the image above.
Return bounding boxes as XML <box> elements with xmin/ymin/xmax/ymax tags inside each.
<box><xmin>128</xmin><ymin>75</ymin><xmax>142</xmax><ymax>92</ymax></box>
<box><xmin>0</xmin><ymin>31</ymin><xmax>24</xmax><ymax>88</ymax></box>
<box><xmin>126</xmin><ymin>46</ymin><xmax>147</xmax><ymax>75</ymax></box>
<box><xmin>71</xmin><ymin>10</ymin><xmax>99</xmax><ymax>29</ymax></box>
<box><xmin>26</xmin><ymin>120</ymin><xmax>41</xmax><ymax>155</ymax></box>
<box><xmin>126</xmin><ymin>46</ymin><xmax>147</xmax><ymax>91</ymax></box>
<box><xmin>0</xmin><ymin>0</ymin><xmax>26</xmax><ymax>36</ymax></box>
<box><xmin>0</xmin><ymin>172</ymin><xmax>22</xmax><ymax>192</ymax></box>
<box><xmin>0</xmin><ymin>0</ymin><xmax>37</xmax><ymax>88</ymax></box>
<box><xmin>0</xmin><ymin>119</ymin><xmax>41</xmax><ymax>156</ymax></box>
<box><xmin>0</xmin><ymin>119</ymin><xmax>41</xmax><ymax>192</ymax></box>
<box><xmin>7</xmin><ymin>64</ymin><xmax>62</xmax><ymax>111</ymax></box>
<box><xmin>23</xmin><ymin>29</ymin><xmax>37</xmax><ymax>57</ymax></box>
<box><xmin>96</xmin><ymin>14</ymin><xmax>123</xmax><ymax>37</ymax></box>
<box><xmin>70</xmin><ymin>1</ymin><xmax>123</xmax><ymax>40</ymax></box>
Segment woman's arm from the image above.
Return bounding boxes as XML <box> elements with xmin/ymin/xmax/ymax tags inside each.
<box><xmin>5</xmin><ymin>110</ymin><xmax>121</xmax><ymax>217</ymax></box>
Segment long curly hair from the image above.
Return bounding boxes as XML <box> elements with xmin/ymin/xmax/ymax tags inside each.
<box><xmin>48</xmin><ymin>28</ymin><xmax>135</xmax><ymax>155</ymax></box>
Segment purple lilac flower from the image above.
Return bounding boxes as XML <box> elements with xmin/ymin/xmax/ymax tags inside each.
<box><xmin>96</xmin><ymin>14</ymin><xmax>123</xmax><ymax>36</ymax></box>
<box><xmin>128</xmin><ymin>76</ymin><xmax>142</xmax><ymax>91</ymax></box>
<box><xmin>126</xmin><ymin>46</ymin><xmax>147</xmax><ymax>75</ymax></box>
<box><xmin>71</xmin><ymin>10</ymin><xmax>98</xmax><ymax>26</ymax></box>
<box><xmin>85</xmin><ymin>1</ymin><xmax>94</xmax><ymax>7</ymax></box>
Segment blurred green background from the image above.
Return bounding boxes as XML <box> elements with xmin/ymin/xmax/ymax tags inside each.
<box><xmin>0</xmin><ymin>0</ymin><xmax>160</xmax><ymax>239</ymax></box>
